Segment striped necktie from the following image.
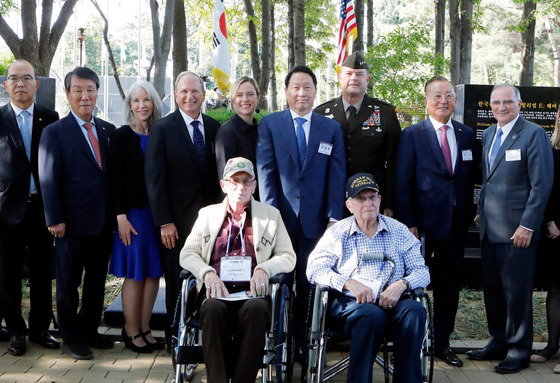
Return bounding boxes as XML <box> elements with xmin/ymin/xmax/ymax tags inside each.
<box><xmin>295</xmin><ymin>117</ymin><xmax>307</xmax><ymax>169</ymax></box>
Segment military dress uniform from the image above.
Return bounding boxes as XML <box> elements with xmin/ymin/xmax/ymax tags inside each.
<box><xmin>315</xmin><ymin>94</ymin><xmax>401</xmax><ymax>210</ymax></box>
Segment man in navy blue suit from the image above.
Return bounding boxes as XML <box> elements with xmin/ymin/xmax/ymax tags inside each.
<box><xmin>256</xmin><ymin>65</ymin><xmax>346</xmax><ymax>354</ymax></box>
<box><xmin>396</xmin><ymin>76</ymin><xmax>476</xmax><ymax>367</ymax></box>
<box><xmin>39</xmin><ymin>67</ymin><xmax>116</xmax><ymax>360</ymax></box>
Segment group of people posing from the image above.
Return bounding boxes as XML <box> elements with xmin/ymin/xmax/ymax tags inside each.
<box><xmin>0</xmin><ymin>51</ymin><xmax>558</xmax><ymax>383</ymax></box>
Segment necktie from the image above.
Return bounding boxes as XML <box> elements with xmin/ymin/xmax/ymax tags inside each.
<box><xmin>20</xmin><ymin>111</ymin><xmax>35</xmax><ymax>192</ymax></box>
<box><xmin>191</xmin><ymin>120</ymin><xmax>206</xmax><ymax>165</ymax></box>
<box><xmin>488</xmin><ymin>127</ymin><xmax>503</xmax><ymax>171</ymax></box>
<box><xmin>347</xmin><ymin>105</ymin><xmax>357</xmax><ymax>128</ymax></box>
<box><xmin>84</xmin><ymin>122</ymin><xmax>102</xmax><ymax>169</ymax></box>
<box><xmin>440</xmin><ymin>125</ymin><xmax>453</xmax><ymax>175</ymax></box>
<box><xmin>295</xmin><ymin>117</ymin><xmax>307</xmax><ymax>169</ymax></box>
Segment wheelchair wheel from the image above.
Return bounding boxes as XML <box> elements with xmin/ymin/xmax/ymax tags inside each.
<box><xmin>275</xmin><ymin>284</ymin><xmax>294</xmax><ymax>383</ymax></box>
<box><xmin>420</xmin><ymin>294</ymin><xmax>434</xmax><ymax>383</ymax></box>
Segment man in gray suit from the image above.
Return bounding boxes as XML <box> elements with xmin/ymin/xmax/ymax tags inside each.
<box><xmin>467</xmin><ymin>84</ymin><xmax>553</xmax><ymax>374</ymax></box>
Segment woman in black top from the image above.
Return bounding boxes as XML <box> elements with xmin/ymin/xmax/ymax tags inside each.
<box><xmin>215</xmin><ymin>76</ymin><xmax>260</xmax><ymax>178</ymax></box>
<box><xmin>531</xmin><ymin>111</ymin><xmax>560</xmax><ymax>372</ymax></box>
<box><xmin>109</xmin><ymin>81</ymin><xmax>164</xmax><ymax>353</ymax></box>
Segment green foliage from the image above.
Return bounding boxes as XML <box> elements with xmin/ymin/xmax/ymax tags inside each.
<box><xmin>0</xmin><ymin>0</ymin><xmax>15</xmax><ymax>15</ymax></box>
<box><xmin>205</xmin><ymin>108</ymin><xmax>270</xmax><ymax>124</ymax></box>
<box><xmin>0</xmin><ymin>52</ymin><xmax>15</xmax><ymax>75</ymax></box>
<box><xmin>365</xmin><ymin>23</ymin><xmax>448</xmax><ymax>124</ymax></box>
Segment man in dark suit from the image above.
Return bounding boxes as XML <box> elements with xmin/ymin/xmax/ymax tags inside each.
<box><xmin>315</xmin><ymin>52</ymin><xmax>401</xmax><ymax>216</ymax></box>
<box><xmin>39</xmin><ymin>67</ymin><xmax>116</xmax><ymax>360</ymax></box>
<box><xmin>0</xmin><ymin>59</ymin><xmax>60</xmax><ymax>355</ymax></box>
<box><xmin>466</xmin><ymin>84</ymin><xmax>553</xmax><ymax>374</ymax></box>
<box><xmin>396</xmin><ymin>76</ymin><xmax>476</xmax><ymax>367</ymax></box>
<box><xmin>145</xmin><ymin>71</ymin><xmax>221</xmax><ymax>345</ymax></box>
<box><xmin>256</xmin><ymin>65</ymin><xmax>346</xmax><ymax>354</ymax></box>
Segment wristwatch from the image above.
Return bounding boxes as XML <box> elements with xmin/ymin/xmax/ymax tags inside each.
<box><xmin>400</xmin><ymin>278</ymin><xmax>411</xmax><ymax>292</ymax></box>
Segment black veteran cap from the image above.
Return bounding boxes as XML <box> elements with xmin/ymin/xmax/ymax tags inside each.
<box><xmin>346</xmin><ymin>173</ymin><xmax>379</xmax><ymax>198</ymax></box>
<box><xmin>341</xmin><ymin>52</ymin><xmax>369</xmax><ymax>70</ymax></box>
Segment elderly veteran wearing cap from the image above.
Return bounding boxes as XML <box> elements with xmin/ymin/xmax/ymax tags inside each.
<box><xmin>315</xmin><ymin>52</ymin><xmax>401</xmax><ymax>217</ymax></box>
<box><xmin>179</xmin><ymin>157</ymin><xmax>296</xmax><ymax>383</ymax></box>
<box><xmin>307</xmin><ymin>173</ymin><xmax>430</xmax><ymax>383</ymax></box>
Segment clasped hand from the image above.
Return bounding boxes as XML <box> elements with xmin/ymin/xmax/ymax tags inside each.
<box><xmin>204</xmin><ymin>269</ymin><xmax>270</xmax><ymax>299</ymax></box>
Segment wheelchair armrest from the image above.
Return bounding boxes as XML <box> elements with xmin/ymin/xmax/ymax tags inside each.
<box><xmin>179</xmin><ymin>270</ymin><xmax>193</xmax><ymax>280</ymax></box>
<box><xmin>410</xmin><ymin>287</ymin><xmax>426</xmax><ymax>299</ymax></box>
<box><xmin>269</xmin><ymin>272</ymin><xmax>291</xmax><ymax>284</ymax></box>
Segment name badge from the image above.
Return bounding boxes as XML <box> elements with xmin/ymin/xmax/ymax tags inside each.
<box><xmin>352</xmin><ymin>274</ymin><xmax>382</xmax><ymax>302</ymax></box>
<box><xmin>505</xmin><ymin>149</ymin><xmax>521</xmax><ymax>161</ymax></box>
<box><xmin>462</xmin><ymin>149</ymin><xmax>473</xmax><ymax>161</ymax></box>
<box><xmin>318</xmin><ymin>142</ymin><xmax>333</xmax><ymax>156</ymax></box>
<box><xmin>220</xmin><ymin>256</ymin><xmax>252</xmax><ymax>282</ymax></box>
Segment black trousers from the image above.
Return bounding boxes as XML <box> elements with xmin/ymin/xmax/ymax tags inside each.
<box><xmin>480</xmin><ymin>238</ymin><xmax>536</xmax><ymax>360</ymax></box>
<box><xmin>54</xmin><ymin>229</ymin><xmax>113</xmax><ymax>345</ymax></box>
<box><xmin>0</xmin><ymin>199</ymin><xmax>54</xmax><ymax>337</ymax></box>
<box><xmin>161</xmin><ymin>235</ymin><xmax>187</xmax><ymax>343</ymax></box>
<box><xmin>423</xmin><ymin>215</ymin><xmax>465</xmax><ymax>350</ymax></box>
<box><xmin>200</xmin><ymin>297</ymin><xmax>270</xmax><ymax>383</ymax></box>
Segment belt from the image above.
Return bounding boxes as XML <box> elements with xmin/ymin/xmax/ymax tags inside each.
<box><xmin>27</xmin><ymin>194</ymin><xmax>40</xmax><ymax>203</ymax></box>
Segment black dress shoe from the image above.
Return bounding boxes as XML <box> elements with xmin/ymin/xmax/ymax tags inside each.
<box><xmin>122</xmin><ymin>329</ymin><xmax>152</xmax><ymax>354</ymax></box>
<box><xmin>85</xmin><ymin>332</ymin><xmax>114</xmax><ymax>349</ymax></box>
<box><xmin>435</xmin><ymin>347</ymin><xmax>464</xmax><ymax>367</ymax></box>
<box><xmin>0</xmin><ymin>327</ymin><xmax>8</xmax><ymax>342</ymax></box>
<box><xmin>466</xmin><ymin>346</ymin><xmax>507</xmax><ymax>361</ymax></box>
<box><xmin>62</xmin><ymin>343</ymin><xmax>93</xmax><ymax>360</ymax></box>
<box><xmin>494</xmin><ymin>356</ymin><xmax>529</xmax><ymax>374</ymax></box>
<box><xmin>29</xmin><ymin>330</ymin><xmax>60</xmax><ymax>349</ymax></box>
<box><xmin>140</xmin><ymin>330</ymin><xmax>165</xmax><ymax>351</ymax></box>
<box><xmin>8</xmin><ymin>335</ymin><xmax>27</xmax><ymax>356</ymax></box>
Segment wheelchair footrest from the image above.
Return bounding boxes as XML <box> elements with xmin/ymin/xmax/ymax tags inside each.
<box><xmin>175</xmin><ymin>345</ymin><xmax>204</xmax><ymax>365</ymax></box>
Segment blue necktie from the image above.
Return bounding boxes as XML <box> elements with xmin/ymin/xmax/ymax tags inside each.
<box><xmin>488</xmin><ymin>127</ymin><xmax>503</xmax><ymax>171</ymax></box>
<box><xmin>296</xmin><ymin>117</ymin><xmax>307</xmax><ymax>169</ymax></box>
<box><xmin>19</xmin><ymin>110</ymin><xmax>35</xmax><ymax>192</ymax></box>
<box><xmin>191</xmin><ymin>120</ymin><xmax>206</xmax><ymax>165</ymax></box>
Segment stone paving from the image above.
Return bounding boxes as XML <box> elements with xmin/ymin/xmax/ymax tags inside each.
<box><xmin>0</xmin><ymin>331</ymin><xmax>558</xmax><ymax>383</ymax></box>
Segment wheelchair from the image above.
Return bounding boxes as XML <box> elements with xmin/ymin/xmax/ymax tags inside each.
<box><xmin>171</xmin><ymin>270</ymin><xmax>295</xmax><ymax>383</ymax></box>
<box><xmin>303</xmin><ymin>254</ymin><xmax>434</xmax><ymax>383</ymax></box>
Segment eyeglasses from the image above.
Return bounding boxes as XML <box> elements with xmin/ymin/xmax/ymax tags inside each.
<box><xmin>6</xmin><ymin>75</ymin><xmax>35</xmax><ymax>83</ymax></box>
<box><xmin>353</xmin><ymin>193</ymin><xmax>380</xmax><ymax>203</ymax></box>
<box><xmin>225</xmin><ymin>177</ymin><xmax>255</xmax><ymax>187</ymax></box>
<box><xmin>432</xmin><ymin>94</ymin><xmax>455</xmax><ymax>103</ymax></box>
<box><xmin>490</xmin><ymin>99</ymin><xmax>516</xmax><ymax>107</ymax></box>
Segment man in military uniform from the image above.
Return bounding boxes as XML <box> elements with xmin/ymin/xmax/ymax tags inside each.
<box><xmin>315</xmin><ymin>52</ymin><xmax>401</xmax><ymax>216</ymax></box>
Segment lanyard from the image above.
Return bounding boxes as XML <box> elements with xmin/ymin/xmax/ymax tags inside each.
<box><xmin>351</xmin><ymin>231</ymin><xmax>387</xmax><ymax>279</ymax></box>
<box><xmin>225</xmin><ymin>212</ymin><xmax>246</xmax><ymax>257</ymax></box>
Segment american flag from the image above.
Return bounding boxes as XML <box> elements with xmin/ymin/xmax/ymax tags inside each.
<box><xmin>337</xmin><ymin>0</ymin><xmax>357</xmax><ymax>72</ymax></box>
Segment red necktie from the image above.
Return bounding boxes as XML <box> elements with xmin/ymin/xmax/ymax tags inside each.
<box><xmin>441</xmin><ymin>125</ymin><xmax>452</xmax><ymax>175</ymax></box>
<box><xmin>84</xmin><ymin>122</ymin><xmax>102</xmax><ymax>169</ymax></box>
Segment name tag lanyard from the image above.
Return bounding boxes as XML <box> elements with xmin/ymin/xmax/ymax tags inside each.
<box><xmin>347</xmin><ymin>231</ymin><xmax>388</xmax><ymax>281</ymax></box>
<box><xmin>225</xmin><ymin>212</ymin><xmax>247</xmax><ymax>257</ymax></box>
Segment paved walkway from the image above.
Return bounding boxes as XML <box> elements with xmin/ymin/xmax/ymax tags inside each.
<box><xmin>0</xmin><ymin>331</ymin><xmax>558</xmax><ymax>383</ymax></box>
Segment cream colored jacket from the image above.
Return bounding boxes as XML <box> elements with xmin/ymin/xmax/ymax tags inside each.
<box><xmin>179</xmin><ymin>197</ymin><xmax>296</xmax><ymax>291</ymax></box>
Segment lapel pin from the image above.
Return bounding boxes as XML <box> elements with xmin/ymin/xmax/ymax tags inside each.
<box><xmin>368</xmin><ymin>105</ymin><xmax>373</xmax><ymax>108</ymax></box>
<box><xmin>458</xmin><ymin>128</ymin><xmax>462</xmax><ymax>131</ymax></box>
<box><xmin>512</xmin><ymin>134</ymin><xmax>517</xmax><ymax>139</ymax></box>
<box><xmin>39</xmin><ymin>118</ymin><xmax>43</xmax><ymax>122</ymax></box>
<box><xmin>325</xmin><ymin>108</ymin><xmax>330</xmax><ymax>113</ymax></box>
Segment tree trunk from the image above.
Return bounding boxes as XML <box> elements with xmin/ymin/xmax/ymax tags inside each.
<box><xmin>434</xmin><ymin>0</ymin><xmax>445</xmax><ymax>75</ymax></box>
<box><xmin>90</xmin><ymin>0</ymin><xmax>125</xmax><ymax>100</ymax></box>
<box><xmin>288</xmin><ymin>0</ymin><xmax>295</xmax><ymax>69</ymax></box>
<box><xmin>243</xmin><ymin>0</ymin><xmax>261</xmax><ymax>84</ymax></box>
<box><xmin>520</xmin><ymin>0</ymin><xmax>536</xmax><ymax>86</ymax></box>
<box><xmin>353</xmin><ymin>0</ymin><xmax>364</xmax><ymax>52</ymax></box>
<box><xmin>150</xmin><ymin>0</ymin><xmax>175</xmax><ymax>99</ymax></box>
<box><xmin>545</xmin><ymin>18</ymin><xmax>560</xmax><ymax>87</ymax></box>
<box><xmin>259</xmin><ymin>0</ymin><xmax>271</xmax><ymax>110</ymax></box>
<box><xmin>270</xmin><ymin>2</ymin><xmax>278</xmax><ymax>111</ymax></box>
<box><xmin>293</xmin><ymin>0</ymin><xmax>305</xmax><ymax>66</ymax></box>
<box><xmin>0</xmin><ymin>0</ymin><xmax>79</xmax><ymax>76</ymax></box>
<box><xmin>459</xmin><ymin>0</ymin><xmax>473</xmax><ymax>84</ymax></box>
<box><xmin>366</xmin><ymin>0</ymin><xmax>373</xmax><ymax>48</ymax></box>
<box><xmin>173</xmin><ymin>0</ymin><xmax>188</xmax><ymax>84</ymax></box>
<box><xmin>448</xmin><ymin>0</ymin><xmax>461</xmax><ymax>84</ymax></box>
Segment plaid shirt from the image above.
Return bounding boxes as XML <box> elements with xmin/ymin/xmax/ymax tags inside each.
<box><xmin>307</xmin><ymin>215</ymin><xmax>430</xmax><ymax>293</ymax></box>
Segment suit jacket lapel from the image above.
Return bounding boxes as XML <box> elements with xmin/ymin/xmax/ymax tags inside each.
<box><xmin>31</xmin><ymin>107</ymin><xmax>45</xmax><ymax>166</ymax></box>
<box><xmin>453</xmin><ymin>120</ymin><xmax>466</xmax><ymax>173</ymax></box>
<box><xmin>173</xmin><ymin>110</ymin><xmax>201</xmax><ymax>172</ymax></box>
<box><xmin>304</xmin><ymin>112</ymin><xmax>323</xmax><ymax>171</ymax></box>
<box><xmin>330</xmin><ymin>97</ymin><xmax>348</xmax><ymax>131</ymax></box>
<box><xmin>278</xmin><ymin>109</ymin><xmax>300</xmax><ymax>171</ymax></box>
<box><xmin>488</xmin><ymin>119</ymin><xmax>523</xmax><ymax>178</ymax></box>
<box><xmin>94</xmin><ymin>117</ymin><xmax>111</xmax><ymax>174</ymax></box>
<box><xmin>66</xmin><ymin>113</ymin><xmax>101</xmax><ymax>170</ymax></box>
<box><xmin>423</xmin><ymin>119</ymin><xmax>449</xmax><ymax>175</ymax></box>
<box><xmin>1</xmin><ymin>104</ymin><xmax>27</xmax><ymax>158</ymax></box>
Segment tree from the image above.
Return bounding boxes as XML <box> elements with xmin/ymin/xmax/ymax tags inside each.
<box><xmin>173</xmin><ymin>0</ymin><xmax>188</xmax><ymax>83</ymax></box>
<box><xmin>519</xmin><ymin>0</ymin><xmax>537</xmax><ymax>85</ymax></box>
<box><xmin>434</xmin><ymin>0</ymin><xmax>446</xmax><ymax>75</ymax></box>
<box><xmin>449</xmin><ymin>0</ymin><xmax>474</xmax><ymax>84</ymax></box>
<box><xmin>270</xmin><ymin>1</ymin><xmax>278</xmax><ymax>110</ymax></box>
<box><xmin>260</xmin><ymin>0</ymin><xmax>271</xmax><ymax>109</ymax></box>
<box><xmin>293</xmin><ymin>0</ymin><xmax>306</xmax><ymax>65</ymax></box>
<box><xmin>367</xmin><ymin>0</ymin><xmax>374</xmax><ymax>48</ymax></box>
<box><xmin>149</xmin><ymin>0</ymin><xmax>175</xmax><ymax>98</ymax></box>
<box><xmin>0</xmin><ymin>0</ymin><xmax>79</xmax><ymax>76</ymax></box>
<box><xmin>354</xmin><ymin>0</ymin><xmax>364</xmax><ymax>52</ymax></box>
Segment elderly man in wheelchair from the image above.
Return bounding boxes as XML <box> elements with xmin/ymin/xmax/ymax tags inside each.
<box><xmin>306</xmin><ymin>173</ymin><xmax>431</xmax><ymax>383</ymax></box>
<box><xmin>179</xmin><ymin>157</ymin><xmax>296</xmax><ymax>383</ymax></box>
